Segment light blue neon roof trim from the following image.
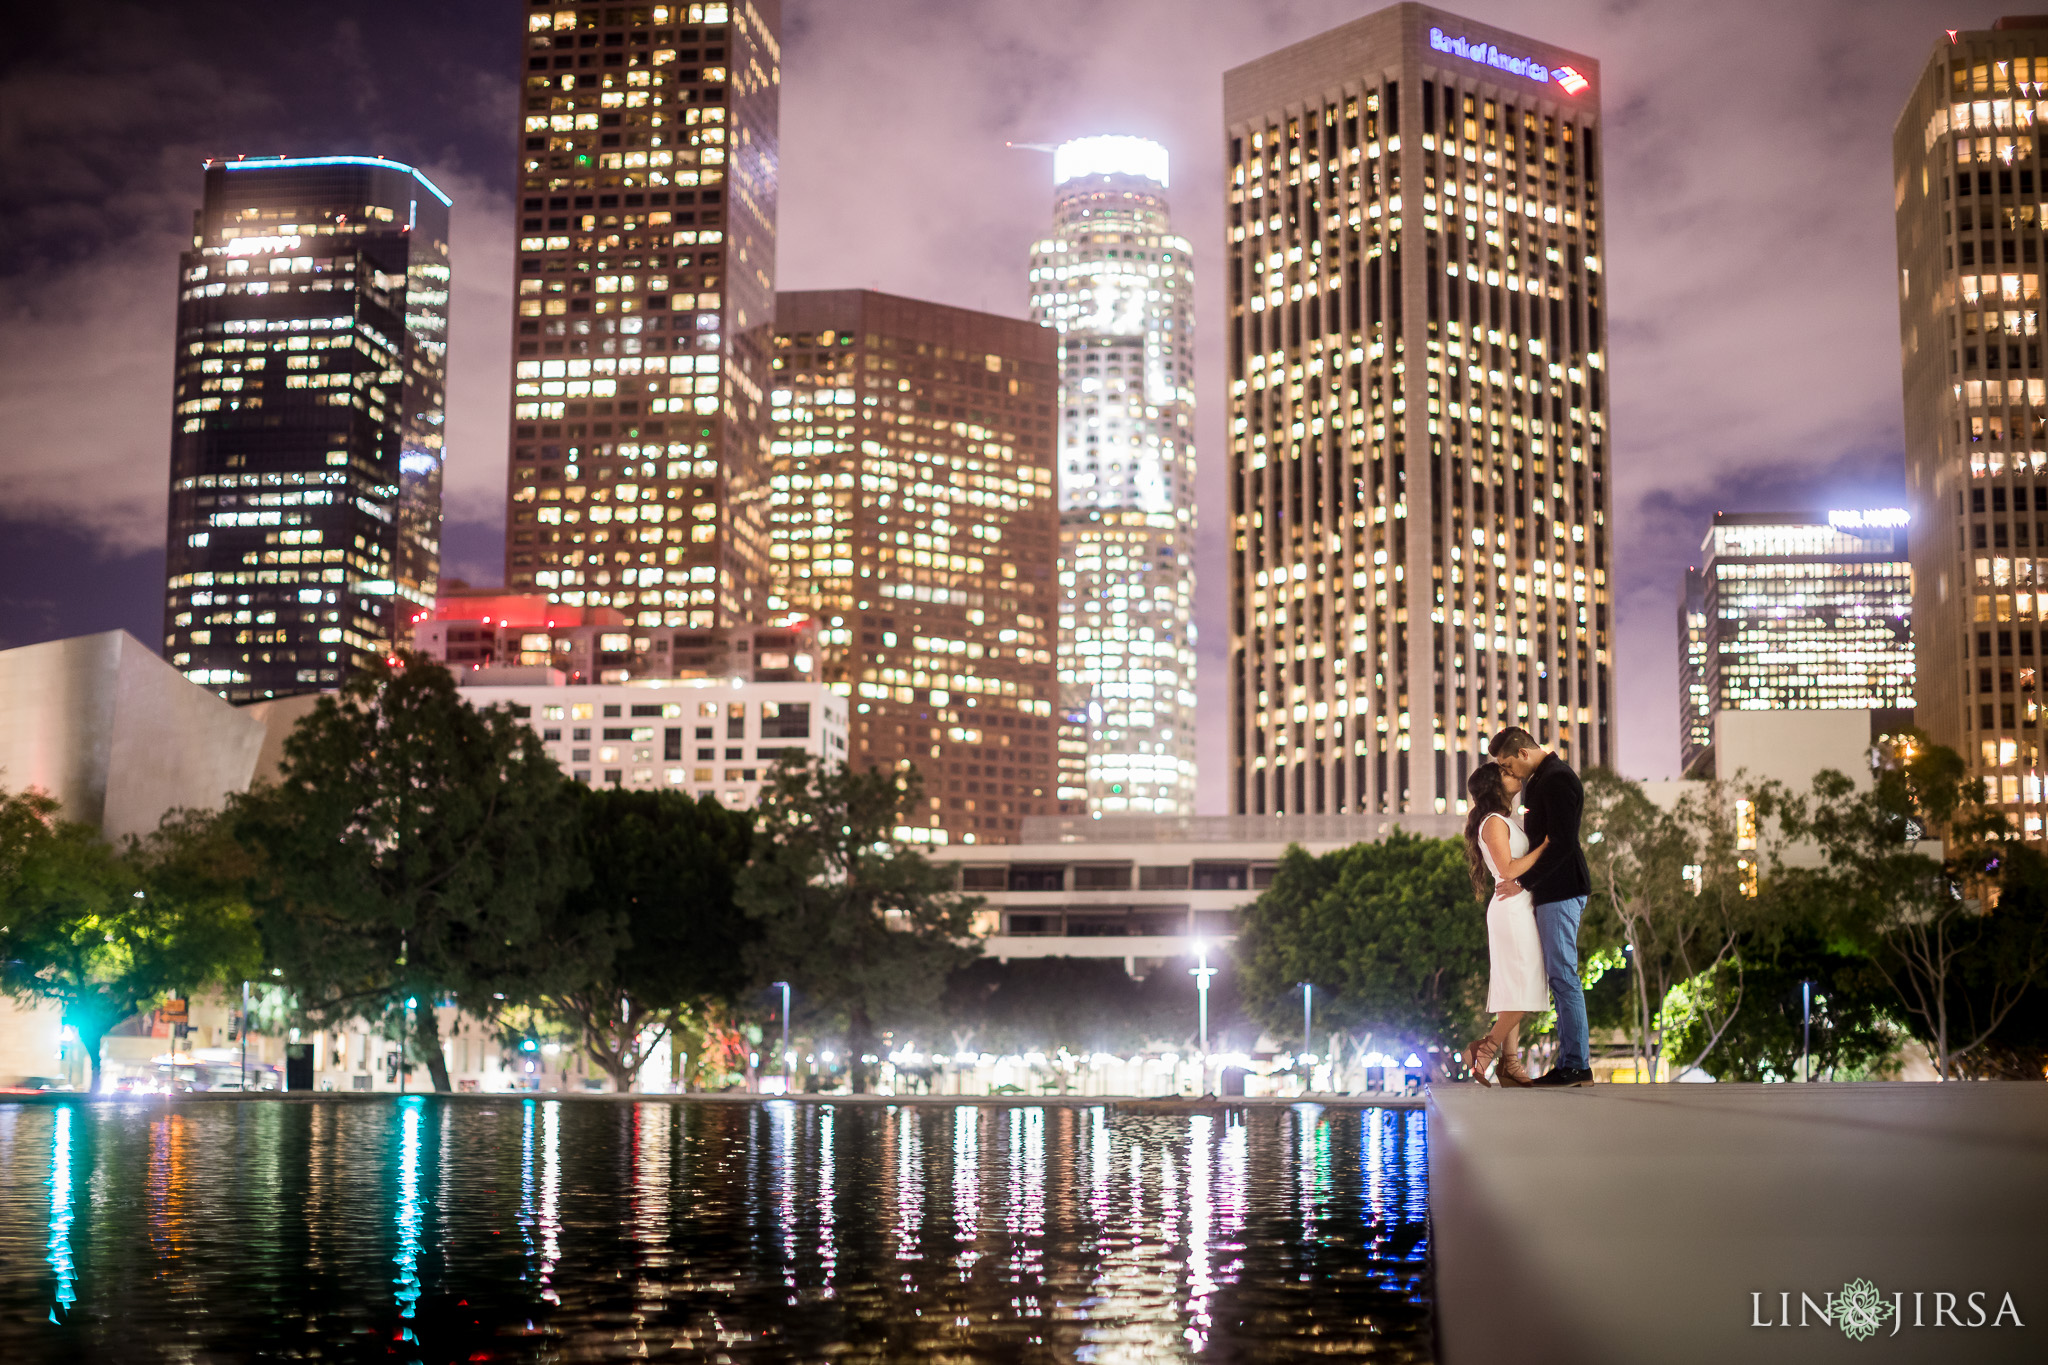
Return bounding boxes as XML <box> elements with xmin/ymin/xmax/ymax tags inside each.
<box><xmin>219</xmin><ymin>156</ymin><xmax>453</xmax><ymax>207</ymax></box>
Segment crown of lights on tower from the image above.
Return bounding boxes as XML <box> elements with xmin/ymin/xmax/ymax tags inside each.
<box><xmin>1053</xmin><ymin>136</ymin><xmax>1168</xmax><ymax>189</ymax></box>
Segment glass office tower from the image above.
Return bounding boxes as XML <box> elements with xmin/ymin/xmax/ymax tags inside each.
<box><xmin>504</xmin><ymin>0</ymin><xmax>782</xmax><ymax>634</ymax></box>
<box><xmin>1224</xmin><ymin>4</ymin><xmax>1612</xmax><ymax>815</ymax></box>
<box><xmin>1681</xmin><ymin>511</ymin><xmax>1915</xmax><ymax>779</ymax></box>
<box><xmin>163</xmin><ymin>155</ymin><xmax>451</xmax><ymax>700</ymax></box>
<box><xmin>1027</xmin><ymin>136</ymin><xmax>1198</xmax><ymax>817</ymax></box>
<box><xmin>1678</xmin><ymin>565</ymin><xmax>1713</xmax><ymax>777</ymax></box>
<box><xmin>771</xmin><ymin>289</ymin><xmax>1061</xmax><ymax>844</ymax></box>
<box><xmin>1895</xmin><ymin>17</ymin><xmax>2048</xmax><ymax>834</ymax></box>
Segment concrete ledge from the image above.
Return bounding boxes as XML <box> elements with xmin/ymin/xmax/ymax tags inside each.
<box><xmin>1428</xmin><ymin>1083</ymin><xmax>2048</xmax><ymax>1364</ymax></box>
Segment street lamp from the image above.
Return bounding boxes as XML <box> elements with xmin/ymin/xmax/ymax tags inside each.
<box><xmin>772</xmin><ymin>981</ymin><xmax>791</xmax><ymax>1093</ymax></box>
<box><xmin>1190</xmin><ymin>941</ymin><xmax>1217</xmax><ymax>1094</ymax></box>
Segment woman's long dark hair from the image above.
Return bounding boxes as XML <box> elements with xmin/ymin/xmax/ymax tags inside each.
<box><xmin>1463</xmin><ymin>761</ymin><xmax>1511</xmax><ymax>899</ymax></box>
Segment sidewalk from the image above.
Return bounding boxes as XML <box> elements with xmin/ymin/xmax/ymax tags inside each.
<box><xmin>1428</xmin><ymin>1083</ymin><xmax>2048</xmax><ymax>1364</ymax></box>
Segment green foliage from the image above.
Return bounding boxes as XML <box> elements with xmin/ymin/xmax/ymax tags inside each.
<box><xmin>1773</xmin><ymin>733</ymin><xmax>2048</xmax><ymax>1080</ymax></box>
<box><xmin>229</xmin><ymin>654</ymin><xmax>584</xmax><ymax>1090</ymax></box>
<box><xmin>1581</xmin><ymin>769</ymin><xmax>1772</xmax><ymax>1077</ymax></box>
<box><xmin>1666</xmin><ymin>928</ymin><xmax>1902</xmax><ymax>1081</ymax></box>
<box><xmin>736</xmin><ymin>754</ymin><xmax>981</xmax><ymax>1090</ymax></box>
<box><xmin>523</xmin><ymin>786</ymin><xmax>758</xmax><ymax>1090</ymax></box>
<box><xmin>0</xmin><ymin>790</ymin><xmax>260</xmax><ymax>1091</ymax></box>
<box><xmin>1950</xmin><ymin>842</ymin><xmax>2048</xmax><ymax>1079</ymax></box>
<box><xmin>1233</xmin><ymin>832</ymin><xmax>1485</xmax><ymax>1074</ymax></box>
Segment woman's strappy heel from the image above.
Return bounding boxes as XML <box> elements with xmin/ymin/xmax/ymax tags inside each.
<box><xmin>1466</xmin><ymin>1035</ymin><xmax>1502</xmax><ymax>1085</ymax></box>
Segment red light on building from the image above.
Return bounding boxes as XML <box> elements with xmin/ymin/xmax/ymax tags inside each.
<box><xmin>1554</xmin><ymin>65</ymin><xmax>1589</xmax><ymax>95</ymax></box>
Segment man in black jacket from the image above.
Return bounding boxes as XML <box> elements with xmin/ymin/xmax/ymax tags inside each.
<box><xmin>1489</xmin><ymin>727</ymin><xmax>1593</xmax><ymax>1086</ymax></box>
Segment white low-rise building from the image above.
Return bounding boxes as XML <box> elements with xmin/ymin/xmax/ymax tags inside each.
<box><xmin>938</xmin><ymin>812</ymin><xmax>1466</xmax><ymax>973</ymax></box>
<box><xmin>458</xmin><ymin>674</ymin><xmax>848</xmax><ymax>808</ymax></box>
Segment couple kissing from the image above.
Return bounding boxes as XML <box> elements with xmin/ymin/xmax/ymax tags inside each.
<box><xmin>1459</xmin><ymin>728</ymin><xmax>1594</xmax><ymax>1088</ymax></box>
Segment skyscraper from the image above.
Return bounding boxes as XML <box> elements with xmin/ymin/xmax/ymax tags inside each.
<box><xmin>770</xmin><ymin>290</ymin><xmax>1061</xmax><ymax>845</ymax></box>
<box><xmin>504</xmin><ymin>0</ymin><xmax>781</xmax><ymax>632</ymax></box>
<box><xmin>1679</xmin><ymin>511</ymin><xmax>1915</xmax><ymax>779</ymax></box>
<box><xmin>1224</xmin><ymin>4</ymin><xmax>1611</xmax><ymax>816</ymax></box>
<box><xmin>163</xmin><ymin>155</ymin><xmax>451</xmax><ymax>700</ymax></box>
<box><xmin>1678</xmin><ymin>565</ymin><xmax>1712</xmax><ymax>778</ymax></box>
<box><xmin>1027</xmin><ymin>137</ymin><xmax>1198</xmax><ymax>817</ymax></box>
<box><xmin>1895</xmin><ymin>18</ymin><xmax>2048</xmax><ymax>833</ymax></box>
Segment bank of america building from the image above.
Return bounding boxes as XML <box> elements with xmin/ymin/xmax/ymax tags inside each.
<box><xmin>1225</xmin><ymin>4</ymin><xmax>1611</xmax><ymax>816</ymax></box>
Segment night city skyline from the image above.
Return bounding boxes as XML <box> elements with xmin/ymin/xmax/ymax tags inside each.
<box><xmin>0</xmin><ymin>0</ymin><xmax>1994</xmax><ymax>787</ymax></box>
<box><xmin>4</xmin><ymin>11</ymin><xmax>2048</xmax><ymax>1361</ymax></box>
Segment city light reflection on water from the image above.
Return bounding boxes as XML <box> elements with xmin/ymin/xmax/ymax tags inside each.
<box><xmin>0</xmin><ymin>1099</ymin><xmax>1432</xmax><ymax>1361</ymax></box>
<box><xmin>45</xmin><ymin>1106</ymin><xmax>74</xmax><ymax>1321</ymax></box>
<box><xmin>394</xmin><ymin>1097</ymin><xmax>423</xmax><ymax>1330</ymax></box>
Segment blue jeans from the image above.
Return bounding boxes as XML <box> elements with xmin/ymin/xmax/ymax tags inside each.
<box><xmin>1535</xmin><ymin>895</ymin><xmax>1590</xmax><ymax>1071</ymax></box>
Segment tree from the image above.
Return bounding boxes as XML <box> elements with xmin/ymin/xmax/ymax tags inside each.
<box><xmin>736</xmin><ymin>755</ymin><xmax>981</xmax><ymax>1092</ymax></box>
<box><xmin>1580</xmin><ymin>771</ymin><xmax>1771</xmax><ymax>1079</ymax></box>
<box><xmin>1233</xmin><ymin>833</ymin><xmax>1485</xmax><ymax>1076</ymax></box>
<box><xmin>0</xmin><ymin>792</ymin><xmax>259</xmax><ymax>1092</ymax></box>
<box><xmin>522</xmin><ymin>787</ymin><xmax>757</xmax><ymax>1091</ymax></box>
<box><xmin>230</xmin><ymin>655</ymin><xmax>584</xmax><ymax>1091</ymax></box>
<box><xmin>1779</xmin><ymin>736</ymin><xmax>2048</xmax><ymax>1080</ymax></box>
<box><xmin>1664</xmin><ymin>926</ymin><xmax>1902</xmax><ymax>1081</ymax></box>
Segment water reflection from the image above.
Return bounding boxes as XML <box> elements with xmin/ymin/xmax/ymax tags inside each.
<box><xmin>394</xmin><ymin>1097</ymin><xmax>423</xmax><ymax>1329</ymax></box>
<box><xmin>0</xmin><ymin>1100</ymin><xmax>1433</xmax><ymax>1362</ymax></box>
<box><xmin>46</xmin><ymin>1106</ymin><xmax>74</xmax><ymax>1321</ymax></box>
<box><xmin>538</xmin><ymin>1100</ymin><xmax>561</xmax><ymax>1304</ymax></box>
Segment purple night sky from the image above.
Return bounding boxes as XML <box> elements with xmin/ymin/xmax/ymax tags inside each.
<box><xmin>0</xmin><ymin>1</ymin><xmax>1994</xmax><ymax>797</ymax></box>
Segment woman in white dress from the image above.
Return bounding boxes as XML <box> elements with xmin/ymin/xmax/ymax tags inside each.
<box><xmin>1460</xmin><ymin>760</ymin><xmax>1549</xmax><ymax>1086</ymax></box>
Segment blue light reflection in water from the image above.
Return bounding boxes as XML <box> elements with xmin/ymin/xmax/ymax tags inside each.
<box><xmin>394</xmin><ymin>1097</ymin><xmax>423</xmax><ymax>1331</ymax></box>
<box><xmin>46</xmin><ymin>1105</ymin><xmax>75</xmax><ymax>1322</ymax></box>
<box><xmin>0</xmin><ymin>1100</ymin><xmax>1434</xmax><ymax>1362</ymax></box>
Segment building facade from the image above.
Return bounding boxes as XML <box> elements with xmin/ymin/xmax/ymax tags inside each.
<box><xmin>504</xmin><ymin>0</ymin><xmax>782</xmax><ymax>634</ymax></box>
<box><xmin>163</xmin><ymin>156</ymin><xmax>451</xmax><ymax>700</ymax></box>
<box><xmin>1679</xmin><ymin>566</ymin><xmax>1712</xmax><ymax>777</ymax></box>
<box><xmin>457</xmin><ymin>675</ymin><xmax>846</xmax><ymax>808</ymax></box>
<box><xmin>1895</xmin><ymin>19</ymin><xmax>2048</xmax><ymax>834</ymax></box>
<box><xmin>938</xmin><ymin>811</ymin><xmax>1462</xmax><ymax>972</ymax></box>
<box><xmin>1680</xmin><ymin>511</ymin><xmax>1914</xmax><ymax>779</ymax></box>
<box><xmin>768</xmin><ymin>290</ymin><xmax>1062</xmax><ymax>844</ymax></box>
<box><xmin>1224</xmin><ymin>4</ymin><xmax>1611</xmax><ymax>815</ymax></box>
<box><xmin>411</xmin><ymin>583</ymin><xmax>818</xmax><ymax>685</ymax></box>
<box><xmin>1027</xmin><ymin>137</ymin><xmax>1199</xmax><ymax>818</ymax></box>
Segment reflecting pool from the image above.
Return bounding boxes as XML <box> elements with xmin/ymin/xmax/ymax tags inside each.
<box><xmin>0</xmin><ymin>1099</ymin><xmax>1431</xmax><ymax>1361</ymax></box>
